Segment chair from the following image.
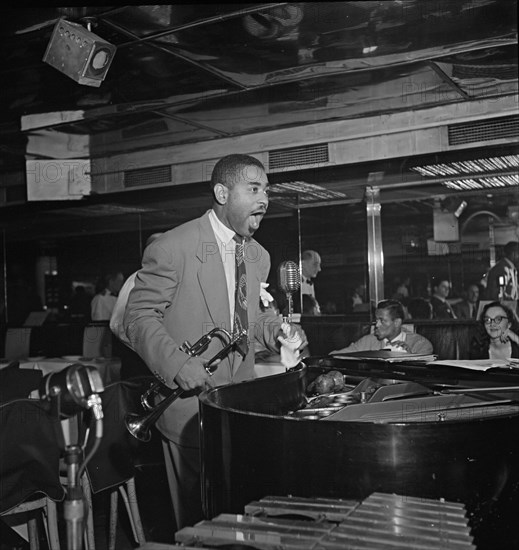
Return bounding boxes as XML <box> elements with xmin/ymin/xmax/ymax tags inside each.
<box><xmin>83</xmin><ymin>324</ymin><xmax>112</xmax><ymax>358</ymax></box>
<box><xmin>79</xmin><ymin>381</ymin><xmax>147</xmax><ymax>549</ymax></box>
<box><xmin>70</xmin><ymin>472</ymin><xmax>145</xmax><ymax>550</ymax></box>
<box><xmin>0</xmin><ymin>496</ymin><xmax>60</xmax><ymax>550</ymax></box>
<box><xmin>108</xmin><ymin>477</ymin><xmax>146</xmax><ymax>550</ymax></box>
<box><xmin>0</xmin><ymin>399</ymin><xmax>65</xmax><ymax>550</ymax></box>
<box><xmin>4</xmin><ymin>327</ymin><xmax>32</xmax><ymax>360</ymax></box>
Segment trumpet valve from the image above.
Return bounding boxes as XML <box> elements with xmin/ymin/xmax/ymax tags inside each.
<box><xmin>179</xmin><ymin>340</ymin><xmax>193</xmax><ymax>354</ymax></box>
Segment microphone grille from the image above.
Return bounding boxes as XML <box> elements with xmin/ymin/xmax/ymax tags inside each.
<box><xmin>278</xmin><ymin>260</ymin><xmax>300</xmax><ymax>293</ymax></box>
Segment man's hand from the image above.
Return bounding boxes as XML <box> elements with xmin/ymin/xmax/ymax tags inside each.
<box><xmin>174</xmin><ymin>357</ymin><xmax>216</xmax><ymax>391</ymax></box>
<box><xmin>278</xmin><ymin>323</ymin><xmax>308</xmax><ymax>351</ymax></box>
<box><xmin>501</xmin><ymin>329</ymin><xmax>519</xmax><ymax>345</ymax></box>
<box><xmin>386</xmin><ymin>340</ymin><xmax>411</xmax><ymax>353</ymax></box>
<box><xmin>277</xmin><ymin>321</ymin><xmax>302</xmax><ymax>368</ymax></box>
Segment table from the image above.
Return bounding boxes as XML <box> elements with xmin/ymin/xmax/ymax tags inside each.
<box><xmin>18</xmin><ymin>355</ymin><xmax>121</xmax><ymax>386</ymax></box>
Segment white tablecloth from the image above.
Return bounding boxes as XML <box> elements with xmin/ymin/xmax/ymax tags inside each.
<box><xmin>18</xmin><ymin>356</ymin><xmax>121</xmax><ymax>385</ymax></box>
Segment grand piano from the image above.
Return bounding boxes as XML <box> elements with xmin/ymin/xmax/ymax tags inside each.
<box><xmin>199</xmin><ymin>355</ymin><xmax>519</xmax><ymax>549</ymax></box>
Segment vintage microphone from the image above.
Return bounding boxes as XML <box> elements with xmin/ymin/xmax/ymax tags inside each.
<box><xmin>278</xmin><ymin>260</ymin><xmax>301</xmax><ymax>324</ymax></box>
<box><xmin>40</xmin><ymin>364</ymin><xmax>104</xmax><ymax>550</ymax></box>
<box><xmin>277</xmin><ymin>260</ymin><xmax>303</xmax><ymax>369</ymax></box>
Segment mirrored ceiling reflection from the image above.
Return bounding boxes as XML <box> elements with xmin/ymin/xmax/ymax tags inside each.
<box><xmin>146</xmin><ymin>2</ymin><xmax>517</xmax><ymax>85</ymax></box>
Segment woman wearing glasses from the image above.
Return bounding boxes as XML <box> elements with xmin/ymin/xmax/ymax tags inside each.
<box><xmin>470</xmin><ymin>301</ymin><xmax>519</xmax><ymax>360</ymax></box>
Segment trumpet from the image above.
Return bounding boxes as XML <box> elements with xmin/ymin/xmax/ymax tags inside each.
<box><xmin>125</xmin><ymin>328</ymin><xmax>247</xmax><ymax>442</ymax></box>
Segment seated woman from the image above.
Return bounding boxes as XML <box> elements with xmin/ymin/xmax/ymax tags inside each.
<box><xmin>470</xmin><ymin>301</ymin><xmax>519</xmax><ymax>360</ymax></box>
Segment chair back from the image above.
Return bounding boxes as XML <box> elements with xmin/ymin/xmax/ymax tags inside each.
<box><xmin>4</xmin><ymin>328</ymin><xmax>32</xmax><ymax>360</ymax></box>
<box><xmin>84</xmin><ymin>380</ymin><xmax>145</xmax><ymax>493</ymax></box>
<box><xmin>0</xmin><ymin>399</ymin><xmax>65</xmax><ymax>513</ymax></box>
<box><xmin>83</xmin><ymin>324</ymin><xmax>112</xmax><ymax>358</ymax></box>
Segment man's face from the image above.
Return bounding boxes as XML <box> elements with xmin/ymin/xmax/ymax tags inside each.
<box><xmin>435</xmin><ymin>280</ymin><xmax>450</xmax><ymax>299</ymax></box>
<box><xmin>374</xmin><ymin>308</ymin><xmax>401</xmax><ymax>341</ymax></box>
<box><xmin>109</xmin><ymin>273</ymin><xmax>124</xmax><ymax>295</ymax></box>
<box><xmin>218</xmin><ymin>165</ymin><xmax>269</xmax><ymax>238</ymax></box>
<box><xmin>303</xmin><ymin>253</ymin><xmax>322</xmax><ymax>278</ymax></box>
<box><xmin>467</xmin><ymin>285</ymin><xmax>479</xmax><ymax>303</ymax></box>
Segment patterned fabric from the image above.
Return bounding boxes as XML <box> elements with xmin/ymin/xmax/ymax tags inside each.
<box><xmin>234</xmin><ymin>235</ymin><xmax>249</xmax><ymax>356</ymax></box>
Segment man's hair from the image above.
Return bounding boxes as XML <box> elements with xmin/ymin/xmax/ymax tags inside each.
<box><xmin>376</xmin><ymin>299</ymin><xmax>405</xmax><ymax>320</ymax></box>
<box><xmin>504</xmin><ymin>241</ymin><xmax>519</xmax><ymax>257</ymax></box>
<box><xmin>210</xmin><ymin>154</ymin><xmax>265</xmax><ymax>190</ymax></box>
<box><xmin>302</xmin><ymin>250</ymin><xmax>317</xmax><ymax>261</ymax></box>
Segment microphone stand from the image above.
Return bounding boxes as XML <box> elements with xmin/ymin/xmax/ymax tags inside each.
<box><xmin>63</xmin><ymin>445</ymin><xmax>85</xmax><ymax>550</ymax></box>
<box><xmin>284</xmin><ymin>289</ymin><xmax>295</xmax><ymax>325</ymax></box>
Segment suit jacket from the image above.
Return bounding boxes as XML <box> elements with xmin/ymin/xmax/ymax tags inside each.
<box><xmin>123</xmin><ymin>211</ymin><xmax>278</xmax><ymax>445</ymax></box>
<box><xmin>453</xmin><ymin>299</ymin><xmax>479</xmax><ymax>320</ymax></box>
<box><xmin>430</xmin><ymin>296</ymin><xmax>456</xmax><ymax>319</ymax></box>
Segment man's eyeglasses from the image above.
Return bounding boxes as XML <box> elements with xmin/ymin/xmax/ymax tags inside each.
<box><xmin>483</xmin><ymin>316</ymin><xmax>505</xmax><ymax>325</ymax></box>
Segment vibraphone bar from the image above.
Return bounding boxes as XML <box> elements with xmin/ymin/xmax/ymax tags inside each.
<box><xmin>170</xmin><ymin>492</ymin><xmax>475</xmax><ymax>549</ymax></box>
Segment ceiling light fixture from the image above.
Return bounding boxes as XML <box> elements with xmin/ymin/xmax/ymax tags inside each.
<box><xmin>410</xmin><ymin>155</ymin><xmax>519</xmax><ymax>191</ymax></box>
<box><xmin>43</xmin><ymin>18</ymin><xmax>116</xmax><ymax>87</ymax></box>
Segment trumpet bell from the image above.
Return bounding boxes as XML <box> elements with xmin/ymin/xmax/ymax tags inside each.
<box><xmin>125</xmin><ymin>411</ymin><xmax>152</xmax><ymax>442</ymax></box>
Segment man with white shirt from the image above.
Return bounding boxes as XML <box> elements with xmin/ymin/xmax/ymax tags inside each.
<box><xmin>301</xmin><ymin>249</ymin><xmax>321</xmax><ymax>301</ymax></box>
<box><xmin>330</xmin><ymin>299</ymin><xmax>433</xmax><ymax>355</ymax></box>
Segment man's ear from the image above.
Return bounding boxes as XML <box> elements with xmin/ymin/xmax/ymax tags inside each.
<box><xmin>395</xmin><ymin>318</ymin><xmax>403</xmax><ymax>331</ymax></box>
<box><xmin>213</xmin><ymin>183</ymin><xmax>228</xmax><ymax>205</ymax></box>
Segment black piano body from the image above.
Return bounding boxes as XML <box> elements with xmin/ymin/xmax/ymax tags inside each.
<box><xmin>199</xmin><ymin>356</ymin><xmax>519</xmax><ymax>548</ymax></box>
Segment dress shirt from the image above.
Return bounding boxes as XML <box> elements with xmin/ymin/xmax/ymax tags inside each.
<box><xmin>91</xmin><ymin>290</ymin><xmax>117</xmax><ymax>321</ymax></box>
<box><xmin>110</xmin><ymin>272</ymin><xmax>137</xmax><ymax>346</ymax></box>
<box><xmin>381</xmin><ymin>331</ymin><xmax>407</xmax><ymax>350</ymax></box>
<box><xmin>208</xmin><ymin>209</ymin><xmax>237</xmax><ymax>330</ymax></box>
<box><xmin>301</xmin><ymin>277</ymin><xmax>315</xmax><ymax>298</ymax></box>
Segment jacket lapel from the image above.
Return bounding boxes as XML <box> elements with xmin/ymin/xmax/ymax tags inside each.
<box><xmin>196</xmin><ymin>213</ymin><xmax>231</xmax><ymax>331</ymax></box>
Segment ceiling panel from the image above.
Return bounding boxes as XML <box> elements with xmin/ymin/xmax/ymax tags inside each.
<box><xmin>0</xmin><ymin>2</ymin><xmax>516</xmax><ymax>241</ymax></box>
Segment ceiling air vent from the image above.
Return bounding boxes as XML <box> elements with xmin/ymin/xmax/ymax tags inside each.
<box><xmin>124</xmin><ymin>165</ymin><xmax>172</xmax><ymax>188</ymax></box>
<box><xmin>448</xmin><ymin>115</ymin><xmax>519</xmax><ymax>146</ymax></box>
<box><xmin>269</xmin><ymin>144</ymin><xmax>329</xmax><ymax>170</ymax></box>
<box><xmin>452</xmin><ymin>64</ymin><xmax>517</xmax><ymax>80</ymax></box>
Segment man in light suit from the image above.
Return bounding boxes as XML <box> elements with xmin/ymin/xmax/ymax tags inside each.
<box><xmin>454</xmin><ymin>283</ymin><xmax>480</xmax><ymax>320</ymax></box>
<box><xmin>123</xmin><ymin>154</ymin><xmax>302</xmax><ymax>529</ymax></box>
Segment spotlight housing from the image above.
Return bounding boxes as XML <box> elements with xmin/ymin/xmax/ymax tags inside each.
<box><xmin>43</xmin><ymin>18</ymin><xmax>116</xmax><ymax>87</ymax></box>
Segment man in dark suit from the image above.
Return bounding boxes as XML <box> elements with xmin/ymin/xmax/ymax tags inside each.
<box><xmin>454</xmin><ymin>283</ymin><xmax>480</xmax><ymax>320</ymax></box>
<box><xmin>123</xmin><ymin>154</ymin><xmax>304</xmax><ymax>529</ymax></box>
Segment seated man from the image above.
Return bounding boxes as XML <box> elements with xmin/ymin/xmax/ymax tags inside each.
<box><xmin>331</xmin><ymin>299</ymin><xmax>433</xmax><ymax>355</ymax></box>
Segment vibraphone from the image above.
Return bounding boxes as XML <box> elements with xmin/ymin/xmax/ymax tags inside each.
<box><xmin>171</xmin><ymin>492</ymin><xmax>475</xmax><ymax>549</ymax></box>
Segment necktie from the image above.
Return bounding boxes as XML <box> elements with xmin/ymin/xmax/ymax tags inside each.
<box><xmin>233</xmin><ymin>235</ymin><xmax>249</xmax><ymax>357</ymax></box>
<box><xmin>472</xmin><ymin>303</ymin><xmax>478</xmax><ymax>319</ymax></box>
